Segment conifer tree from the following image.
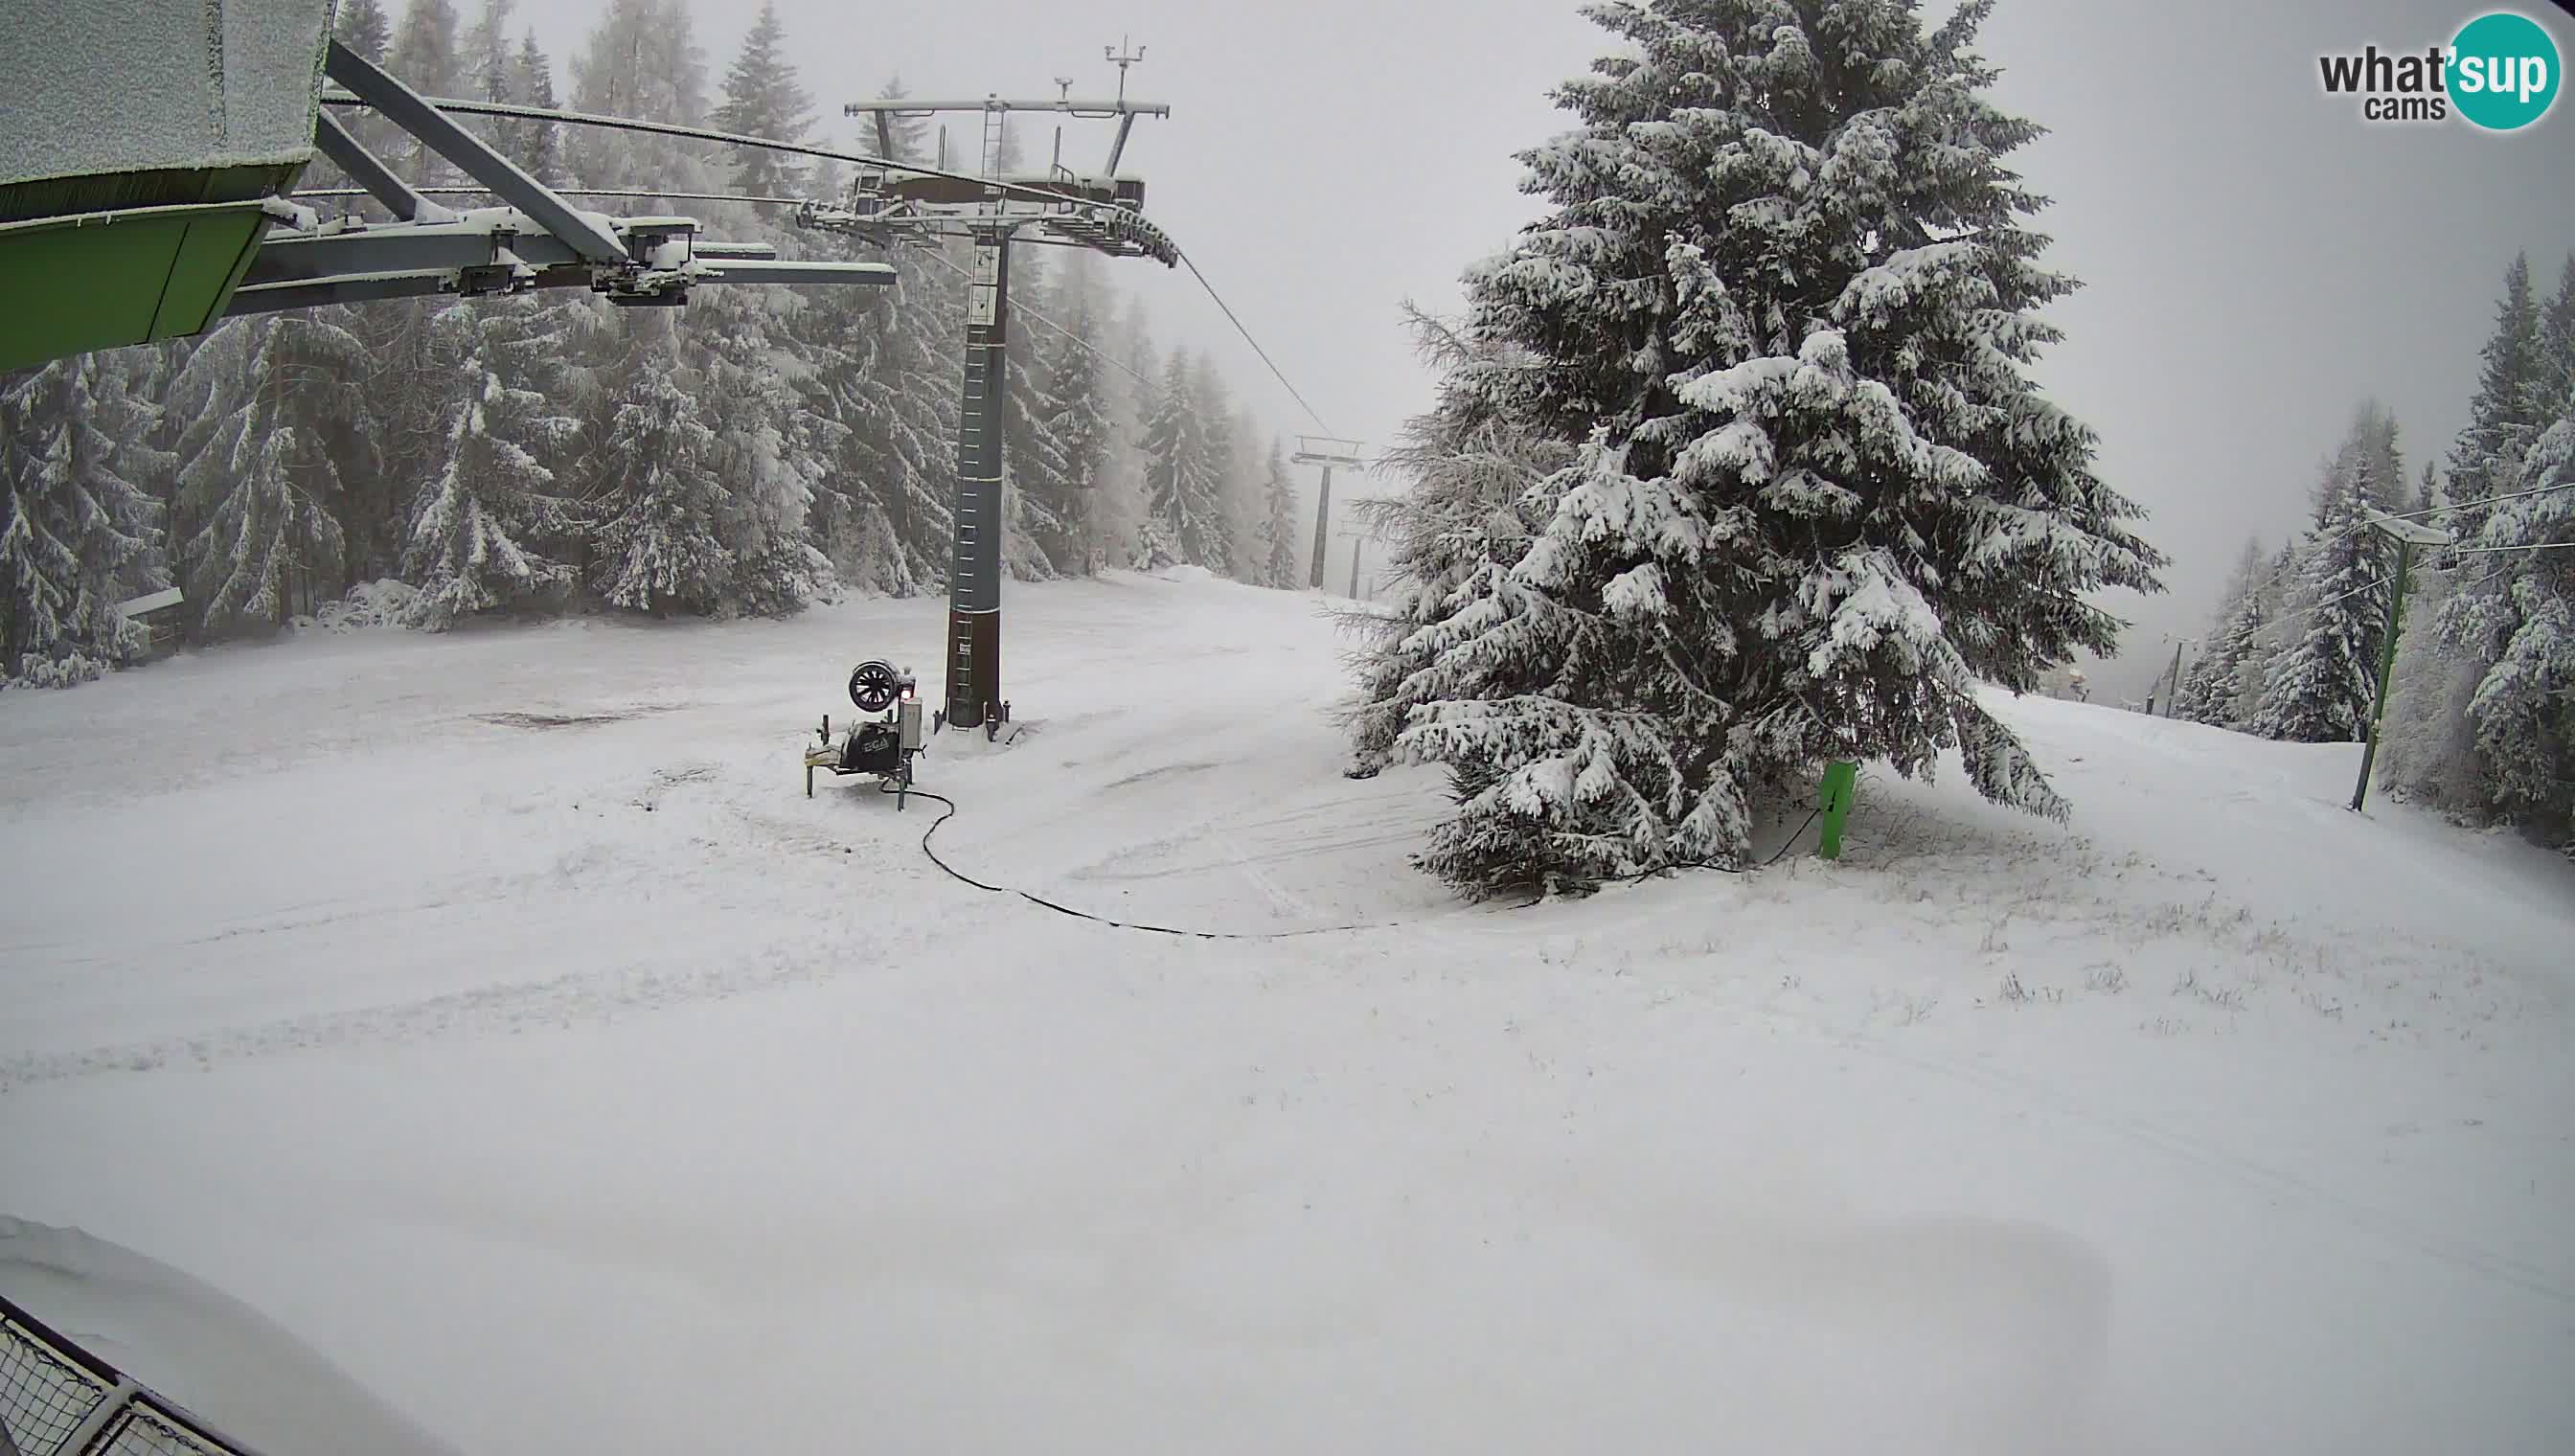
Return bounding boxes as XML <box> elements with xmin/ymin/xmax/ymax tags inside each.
<box><xmin>588</xmin><ymin>348</ymin><xmax>727</xmax><ymax>615</ymax></box>
<box><xmin>2439</xmin><ymin>390</ymin><xmax>2573</xmax><ymax>835</ymax></box>
<box><xmin>1385</xmin><ymin>0</ymin><xmax>2163</xmax><ymax>895</ymax></box>
<box><xmin>2254</xmin><ymin>470</ymin><xmax>2382</xmax><ymax>742</ymax></box>
<box><xmin>2447</xmin><ymin>253</ymin><xmax>2551</xmax><ymax>532</ymax></box>
<box><xmin>320</xmin><ymin>0</ymin><xmax>400</xmax><ymax>210</ymax></box>
<box><xmin>1339</xmin><ymin>304</ymin><xmax>1578</xmax><ymax>780</ymax></box>
<box><xmin>2176</xmin><ymin>536</ymin><xmax>2266</xmax><ymax>726</ymax></box>
<box><xmin>2540</xmin><ymin>253</ymin><xmax>2575</xmax><ymax>414</ymax></box>
<box><xmin>336</xmin><ymin>0</ymin><xmax>392</xmax><ymax>61</ymax></box>
<box><xmin>1258</xmin><ymin>438</ymin><xmax>1301</xmax><ymax>587</ymax></box>
<box><xmin>1141</xmin><ymin>349</ymin><xmax>1227</xmax><ymax>567</ymax></box>
<box><xmin>389</xmin><ymin>0</ymin><xmax>467</xmax><ymax>183</ymax></box>
<box><xmin>1002</xmin><ymin>260</ymin><xmax>1074</xmax><ymax>580</ymax></box>
<box><xmin>0</xmin><ymin>359</ymin><xmax>159</xmax><ymax>671</ymax></box>
<box><xmin>402</xmin><ymin>299</ymin><xmax>581</xmax><ymax>627</ymax></box>
<box><xmin>511</xmin><ymin>33</ymin><xmax>567</xmax><ymax>185</ymax></box>
<box><xmin>710</xmin><ymin>3</ymin><xmax>811</xmax><ymax>196</ymax></box>
<box><xmin>1188</xmin><ymin>355</ymin><xmax>1247</xmax><ymax>576</ymax></box>
<box><xmin>1037</xmin><ymin>270</ymin><xmax>1116</xmax><ymax>573</ymax></box>
<box><xmin>168</xmin><ymin>315</ymin><xmax>375</xmax><ymax>634</ymax></box>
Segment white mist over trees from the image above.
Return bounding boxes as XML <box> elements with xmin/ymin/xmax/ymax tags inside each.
<box><xmin>1340</xmin><ymin>0</ymin><xmax>2167</xmax><ymax>899</ymax></box>
<box><xmin>0</xmin><ymin>0</ymin><xmax>1303</xmax><ymax>678</ymax></box>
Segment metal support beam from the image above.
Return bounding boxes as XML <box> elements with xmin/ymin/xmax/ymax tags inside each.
<box><xmin>1106</xmin><ymin>112</ymin><xmax>1139</xmax><ymax>174</ymax></box>
<box><xmin>1308</xmin><ymin>465</ymin><xmax>1334</xmax><ymax>590</ymax></box>
<box><xmin>227</xmin><ymin>267</ymin><xmax>582</xmax><ymax>316</ymax></box>
<box><xmin>2351</xmin><ymin>537</ymin><xmax>2414</xmax><ymax>813</ymax></box>
<box><xmin>244</xmin><ymin>216</ymin><xmax>594</xmax><ymax>284</ymax></box>
<box><xmin>57</xmin><ymin>1378</ymin><xmax>142</xmax><ymax>1454</ymax></box>
<box><xmin>946</xmin><ymin>225</ymin><xmax>1015</xmax><ymax>730</ymax></box>
<box><xmin>323</xmin><ymin>39</ymin><xmax>627</xmax><ymax>264</ymax></box>
<box><xmin>228</xmin><ymin>257</ymin><xmax>888</xmax><ymax>318</ymax></box>
<box><xmin>844</xmin><ymin>98</ymin><xmax>1170</xmax><ymax>118</ymax></box>
<box><xmin>2351</xmin><ymin>509</ymin><xmax>2453</xmax><ymax>814</ymax></box>
<box><xmin>312</xmin><ymin>111</ymin><xmax>458</xmax><ymax>225</ymax></box>
<box><xmin>694</xmin><ymin>259</ymin><xmax>896</xmax><ymax>286</ymax></box>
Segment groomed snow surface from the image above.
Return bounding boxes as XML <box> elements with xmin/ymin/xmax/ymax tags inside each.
<box><xmin>3</xmin><ymin>571</ymin><xmax>2571</xmax><ymax>1455</ymax></box>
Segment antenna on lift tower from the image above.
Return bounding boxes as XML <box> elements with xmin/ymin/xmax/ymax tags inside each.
<box><xmin>1105</xmin><ymin>37</ymin><xmax>1147</xmax><ymax>105</ymax></box>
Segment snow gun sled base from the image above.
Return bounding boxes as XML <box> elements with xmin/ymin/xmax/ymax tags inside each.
<box><xmin>802</xmin><ymin>658</ymin><xmax>1010</xmax><ymax>808</ymax></box>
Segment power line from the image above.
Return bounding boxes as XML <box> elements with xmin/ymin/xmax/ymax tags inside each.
<box><xmin>2265</xmin><ymin>573</ymin><xmax>2394</xmax><ymax>632</ymax></box>
<box><xmin>2444</xmin><ymin>538</ymin><xmax>2575</xmax><ymax>559</ymax></box>
<box><xmin>1174</xmin><ymin>247</ymin><xmax>1337</xmax><ymax>436</ymax></box>
<box><xmin>2304</xmin><ymin>475</ymin><xmax>2575</xmax><ymax>556</ymax></box>
<box><xmin>2377</xmin><ymin>476</ymin><xmax>2575</xmax><ymax>527</ymax></box>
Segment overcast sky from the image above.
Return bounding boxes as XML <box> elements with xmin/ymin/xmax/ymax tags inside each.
<box><xmin>513</xmin><ymin>0</ymin><xmax>2572</xmax><ymax>693</ymax></box>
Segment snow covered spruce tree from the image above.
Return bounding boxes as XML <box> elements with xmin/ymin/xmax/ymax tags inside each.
<box><xmin>1140</xmin><ymin>349</ymin><xmax>1229</xmax><ymax>568</ymax></box>
<box><xmin>2446</xmin><ymin>253</ymin><xmax>2553</xmax><ymax>540</ymax></box>
<box><xmin>2174</xmin><ymin>535</ymin><xmax>2267</xmax><ymax>727</ymax></box>
<box><xmin>2436</xmin><ymin>387</ymin><xmax>2574</xmax><ymax>840</ymax></box>
<box><xmin>401</xmin><ymin>299</ymin><xmax>580</xmax><ymax>628</ymax></box>
<box><xmin>0</xmin><ymin>358</ymin><xmax>160</xmax><ymax>674</ymax></box>
<box><xmin>168</xmin><ymin>314</ymin><xmax>376</xmax><ymax>635</ymax></box>
<box><xmin>1258</xmin><ymin>438</ymin><xmax>1302</xmax><ymax>587</ymax></box>
<box><xmin>1384</xmin><ymin>0</ymin><xmax>2163</xmax><ymax>897</ymax></box>
<box><xmin>1340</xmin><ymin>303</ymin><xmax>1576</xmax><ymax>781</ymax></box>
<box><xmin>1040</xmin><ymin>266</ymin><xmax>1119</xmax><ymax>574</ymax></box>
<box><xmin>707</xmin><ymin>2</ymin><xmax>810</xmax><ymax>196</ymax></box>
<box><xmin>2253</xmin><ymin>462</ymin><xmax>2382</xmax><ymax>743</ymax></box>
<box><xmin>587</xmin><ymin>343</ymin><xmax>728</xmax><ymax>616</ymax></box>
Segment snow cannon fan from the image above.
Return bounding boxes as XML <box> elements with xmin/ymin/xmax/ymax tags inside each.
<box><xmin>803</xmin><ymin>659</ymin><xmax>927</xmax><ymax>808</ymax></box>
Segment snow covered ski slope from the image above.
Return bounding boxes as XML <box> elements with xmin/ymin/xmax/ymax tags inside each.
<box><xmin>3</xmin><ymin>570</ymin><xmax>2571</xmax><ymax>1455</ymax></box>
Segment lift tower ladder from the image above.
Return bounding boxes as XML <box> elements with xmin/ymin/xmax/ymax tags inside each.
<box><xmin>818</xmin><ymin>50</ymin><xmax>1174</xmax><ymax>734</ymax></box>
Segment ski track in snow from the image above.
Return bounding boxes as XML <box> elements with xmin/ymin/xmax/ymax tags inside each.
<box><xmin>3</xmin><ymin>574</ymin><xmax>2573</xmax><ymax>1454</ymax></box>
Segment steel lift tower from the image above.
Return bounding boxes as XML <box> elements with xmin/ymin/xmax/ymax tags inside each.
<box><xmin>1291</xmin><ymin>437</ymin><xmax>1367</xmax><ymax>591</ymax></box>
<box><xmin>806</xmin><ymin>42</ymin><xmax>1176</xmax><ymax>736</ymax></box>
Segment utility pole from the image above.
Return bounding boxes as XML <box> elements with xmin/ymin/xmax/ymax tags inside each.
<box><xmin>820</xmin><ymin>57</ymin><xmax>1174</xmax><ymax>736</ymax></box>
<box><xmin>2162</xmin><ymin>637</ymin><xmax>2190</xmax><ymax>717</ymax></box>
<box><xmin>1292</xmin><ymin>435</ymin><xmax>1366</xmax><ymax>590</ymax></box>
<box><xmin>1348</xmin><ymin>534</ymin><xmax>1364</xmax><ymax>599</ymax></box>
<box><xmin>2351</xmin><ymin>509</ymin><xmax>2454</xmax><ymax>812</ymax></box>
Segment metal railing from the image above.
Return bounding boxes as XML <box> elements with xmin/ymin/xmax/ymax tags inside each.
<box><xmin>2</xmin><ymin>1293</ymin><xmax>257</xmax><ymax>1456</ymax></box>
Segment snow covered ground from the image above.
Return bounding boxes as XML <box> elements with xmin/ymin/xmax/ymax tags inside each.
<box><xmin>3</xmin><ymin>570</ymin><xmax>2570</xmax><ymax>1455</ymax></box>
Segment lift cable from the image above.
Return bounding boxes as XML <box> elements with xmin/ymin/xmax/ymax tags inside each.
<box><xmin>1173</xmin><ymin>247</ymin><xmax>1339</xmax><ymax>437</ymax></box>
<box><xmin>313</xmin><ymin>92</ymin><xmax>1345</xmax><ymax>439</ymax></box>
<box><xmin>315</xmin><ymin>91</ymin><xmax>1150</xmax><ymax>216</ymax></box>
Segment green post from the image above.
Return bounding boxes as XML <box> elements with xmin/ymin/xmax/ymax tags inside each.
<box><xmin>1816</xmin><ymin>761</ymin><xmax>1857</xmax><ymax>860</ymax></box>
<box><xmin>2350</xmin><ymin>537</ymin><xmax>2415</xmax><ymax>814</ymax></box>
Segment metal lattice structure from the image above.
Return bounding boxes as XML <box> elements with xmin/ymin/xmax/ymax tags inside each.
<box><xmin>2</xmin><ymin>1295</ymin><xmax>257</xmax><ymax>1456</ymax></box>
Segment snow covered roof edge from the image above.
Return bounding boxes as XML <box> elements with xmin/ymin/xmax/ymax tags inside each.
<box><xmin>0</xmin><ymin>0</ymin><xmax>338</xmax><ymax>191</ymax></box>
